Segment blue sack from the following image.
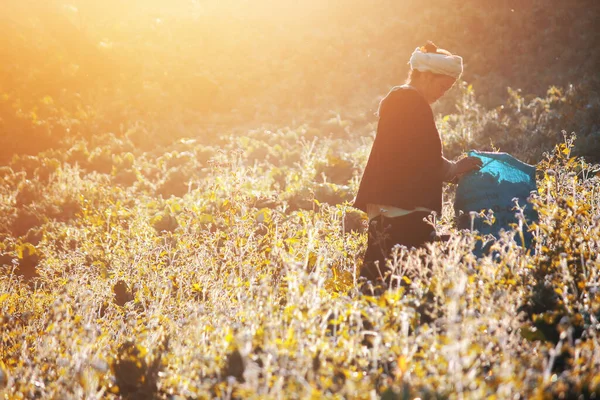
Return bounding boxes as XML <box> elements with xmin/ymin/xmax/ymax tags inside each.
<box><xmin>454</xmin><ymin>151</ymin><xmax>537</xmax><ymax>253</ymax></box>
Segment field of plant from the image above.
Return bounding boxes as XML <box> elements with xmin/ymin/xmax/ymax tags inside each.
<box><xmin>1</xmin><ymin>0</ymin><xmax>600</xmax><ymax>398</ymax></box>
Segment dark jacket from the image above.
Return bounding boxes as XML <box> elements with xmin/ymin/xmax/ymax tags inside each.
<box><xmin>353</xmin><ymin>85</ymin><xmax>444</xmax><ymax>213</ymax></box>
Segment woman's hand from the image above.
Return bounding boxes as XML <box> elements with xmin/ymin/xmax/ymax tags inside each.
<box><xmin>454</xmin><ymin>156</ymin><xmax>482</xmax><ymax>176</ymax></box>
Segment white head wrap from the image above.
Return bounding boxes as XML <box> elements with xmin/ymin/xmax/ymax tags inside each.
<box><xmin>409</xmin><ymin>47</ymin><xmax>463</xmax><ymax>79</ymax></box>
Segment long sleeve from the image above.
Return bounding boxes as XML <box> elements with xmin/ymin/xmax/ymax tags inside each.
<box><xmin>353</xmin><ymin>86</ymin><xmax>445</xmax><ymax>213</ymax></box>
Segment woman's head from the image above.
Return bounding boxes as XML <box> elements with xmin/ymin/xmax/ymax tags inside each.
<box><xmin>406</xmin><ymin>41</ymin><xmax>463</xmax><ymax>104</ymax></box>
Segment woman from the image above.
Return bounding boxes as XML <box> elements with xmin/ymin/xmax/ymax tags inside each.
<box><xmin>354</xmin><ymin>42</ymin><xmax>482</xmax><ymax>285</ymax></box>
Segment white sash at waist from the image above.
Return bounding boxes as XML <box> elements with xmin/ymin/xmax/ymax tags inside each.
<box><xmin>366</xmin><ymin>203</ymin><xmax>432</xmax><ymax>221</ymax></box>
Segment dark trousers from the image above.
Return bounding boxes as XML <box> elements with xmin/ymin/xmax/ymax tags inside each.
<box><xmin>360</xmin><ymin>211</ymin><xmax>434</xmax><ymax>284</ymax></box>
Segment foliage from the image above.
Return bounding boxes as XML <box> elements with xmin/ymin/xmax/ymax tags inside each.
<box><xmin>1</xmin><ymin>0</ymin><xmax>599</xmax><ymax>162</ymax></box>
<box><xmin>2</xmin><ymin>116</ymin><xmax>600</xmax><ymax>399</ymax></box>
<box><xmin>438</xmin><ymin>83</ymin><xmax>600</xmax><ymax>163</ymax></box>
<box><xmin>2</xmin><ymin>1</ymin><xmax>600</xmax><ymax>398</ymax></box>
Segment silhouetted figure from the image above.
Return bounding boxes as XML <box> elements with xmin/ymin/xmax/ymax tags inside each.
<box><xmin>354</xmin><ymin>42</ymin><xmax>482</xmax><ymax>287</ymax></box>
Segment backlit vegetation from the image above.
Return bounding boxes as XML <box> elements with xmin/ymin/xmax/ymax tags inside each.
<box><xmin>1</xmin><ymin>0</ymin><xmax>600</xmax><ymax>398</ymax></box>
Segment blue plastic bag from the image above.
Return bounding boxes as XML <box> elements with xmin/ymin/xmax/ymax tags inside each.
<box><xmin>454</xmin><ymin>151</ymin><xmax>537</xmax><ymax>253</ymax></box>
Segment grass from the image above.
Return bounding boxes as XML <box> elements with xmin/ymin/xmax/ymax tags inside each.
<box><xmin>1</xmin><ymin>125</ymin><xmax>599</xmax><ymax>398</ymax></box>
<box><xmin>1</xmin><ymin>3</ymin><xmax>599</xmax><ymax>396</ymax></box>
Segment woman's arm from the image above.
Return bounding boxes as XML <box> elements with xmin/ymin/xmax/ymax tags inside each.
<box><xmin>442</xmin><ymin>156</ymin><xmax>482</xmax><ymax>182</ymax></box>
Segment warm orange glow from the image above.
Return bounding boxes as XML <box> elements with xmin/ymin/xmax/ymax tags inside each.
<box><xmin>2</xmin><ymin>2</ymin><xmax>600</xmax><ymax>398</ymax></box>
<box><xmin>1</xmin><ymin>0</ymin><xmax>597</xmax><ymax>162</ymax></box>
